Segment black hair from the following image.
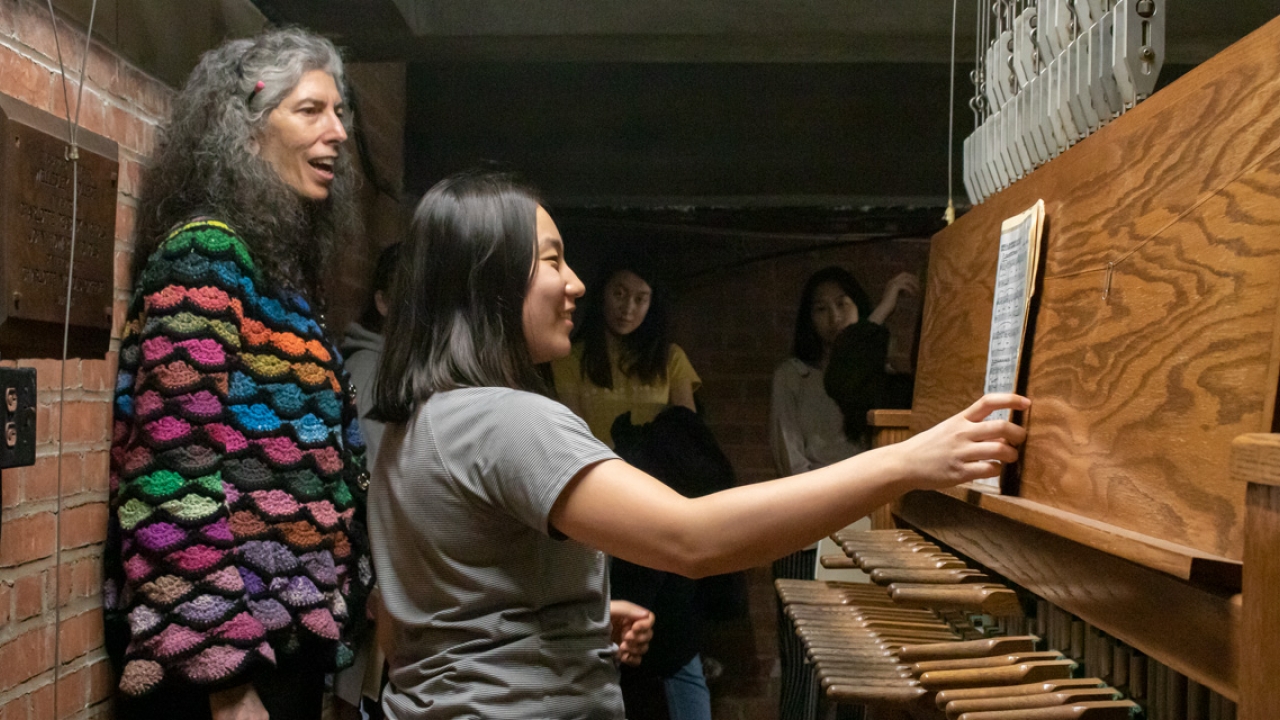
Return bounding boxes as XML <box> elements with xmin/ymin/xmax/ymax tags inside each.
<box><xmin>574</xmin><ymin>262</ymin><xmax>671</xmax><ymax>389</ymax></box>
<box><xmin>357</xmin><ymin>243</ymin><xmax>401</xmax><ymax>333</ymax></box>
<box><xmin>372</xmin><ymin>169</ymin><xmax>545</xmax><ymax>424</ymax></box>
<box><xmin>792</xmin><ymin>266</ymin><xmax>873</xmax><ymax>366</ymax></box>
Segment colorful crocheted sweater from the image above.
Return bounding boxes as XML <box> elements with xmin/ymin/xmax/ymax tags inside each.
<box><xmin>105</xmin><ymin>220</ymin><xmax>372</xmax><ymax>697</ymax></box>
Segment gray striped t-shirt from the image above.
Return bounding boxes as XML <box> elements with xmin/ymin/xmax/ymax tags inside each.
<box><xmin>370</xmin><ymin>387</ymin><xmax>623</xmax><ymax>719</ymax></box>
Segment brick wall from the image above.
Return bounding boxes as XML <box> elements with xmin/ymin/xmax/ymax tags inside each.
<box><xmin>0</xmin><ymin>3</ymin><xmax>405</xmax><ymax>718</ymax></box>
<box><xmin>0</xmin><ymin>2</ymin><xmax>172</xmax><ymax>717</ymax></box>
<box><xmin>672</xmin><ymin>239</ymin><xmax>931</xmax><ymax>485</ymax></box>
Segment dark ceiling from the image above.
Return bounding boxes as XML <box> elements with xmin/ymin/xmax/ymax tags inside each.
<box><xmin>249</xmin><ymin>0</ymin><xmax>1275</xmax><ymax>258</ymax></box>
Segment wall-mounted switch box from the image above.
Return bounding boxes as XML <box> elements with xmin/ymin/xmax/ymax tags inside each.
<box><xmin>0</xmin><ymin>368</ymin><xmax>36</xmax><ymax>468</ymax></box>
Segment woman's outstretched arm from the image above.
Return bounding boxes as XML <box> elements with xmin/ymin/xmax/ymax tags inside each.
<box><xmin>550</xmin><ymin>393</ymin><xmax>1028</xmax><ymax>578</ymax></box>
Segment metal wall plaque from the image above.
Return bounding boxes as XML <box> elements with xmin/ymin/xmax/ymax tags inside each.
<box><xmin>0</xmin><ymin>93</ymin><xmax>118</xmax><ymax>358</ymax></box>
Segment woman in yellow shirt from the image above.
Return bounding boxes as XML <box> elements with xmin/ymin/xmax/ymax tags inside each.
<box><xmin>552</xmin><ymin>263</ymin><xmax>710</xmax><ymax>720</ymax></box>
<box><xmin>553</xmin><ymin>265</ymin><xmax>700</xmax><ymax>447</ymax></box>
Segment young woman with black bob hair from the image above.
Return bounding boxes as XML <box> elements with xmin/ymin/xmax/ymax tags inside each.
<box><xmin>369</xmin><ymin>169</ymin><xmax>1028</xmax><ymax>719</ymax></box>
<box><xmin>554</xmin><ymin>261</ymin><xmax>698</xmax><ymax>448</ymax></box>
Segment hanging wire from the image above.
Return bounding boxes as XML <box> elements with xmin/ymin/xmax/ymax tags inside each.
<box><xmin>945</xmin><ymin>0</ymin><xmax>960</xmax><ymax>223</ymax></box>
<box><xmin>42</xmin><ymin>2</ymin><xmax>99</xmax><ymax>719</ymax></box>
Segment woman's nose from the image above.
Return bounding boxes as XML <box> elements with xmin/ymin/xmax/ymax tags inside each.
<box><xmin>565</xmin><ymin>265</ymin><xmax>585</xmax><ymax>298</ymax></box>
<box><xmin>326</xmin><ymin>110</ymin><xmax>348</xmax><ymax>143</ymax></box>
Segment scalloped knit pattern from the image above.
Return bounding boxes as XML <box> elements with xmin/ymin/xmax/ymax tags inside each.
<box><xmin>106</xmin><ymin>220</ymin><xmax>371</xmax><ymax>697</ymax></box>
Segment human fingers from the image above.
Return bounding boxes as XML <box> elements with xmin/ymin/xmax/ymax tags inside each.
<box><xmin>610</xmin><ymin>600</ymin><xmax>651</xmax><ymax>622</ymax></box>
<box><xmin>957</xmin><ymin>460</ymin><xmax>1006</xmax><ymax>484</ymax></box>
<box><xmin>622</xmin><ymin>614</ymin><xmax>654</xmax><ymax>648</ymax></box>
<box><xmin>963</xmin><ymin>418</ymin><xmax>1028</xmax><ymax>447</ymax></box>
<box><xmin>960</xmin><ymin>393</ymin><xmax>1030</xmax><ymax>422</ymax></box>
<box><xmin>957</xmin><ymin>440</ymin><xmax>1021</xmax><ymax>466</ymax></box>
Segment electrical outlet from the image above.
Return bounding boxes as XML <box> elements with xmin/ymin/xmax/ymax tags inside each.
<box><xmin>0</xmin><ymin>368</ymin><xmax>36</xmax><ymax>469</ymax></box>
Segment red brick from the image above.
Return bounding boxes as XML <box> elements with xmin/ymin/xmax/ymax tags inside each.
<box><xmin>18</xmin><ymin>456</ymin><xmax>60</xmax><ymax>504</ymax></box>
<box><xmin>111</xmin><ymin>297</ymin><xmax>128</xmax><ymax>340</ymax></box>
<box><xmin>1</xmin><ymin>469</ymin><xmax>19</xmax><ymax>510</ymax></box>
<box><xmin>59</xmin><ymin>503</ymin><xmax>107</xmax><ymax>550</ymax></box>
<box><xmin>101</xmin><ymin>104</ymin><xmax>129</xmax><ymax>147</ymax></box>
<box><xmin>13</xmin><ymin>1</ymin><xmax>69</xmax><ymax>63</ymax></box>
<box><xmin>110</xmin><ymin>111</ymin><xmax>143</xmax><ymax>153</ymax></box>
<box><xmin>49</xmin><ymin>664</ymin><xmax>88</xmax><ymax>719</ymax></box>
<box><xmin>73</xmin><ymin>91</ymin><xmax>107</xmax><ymax>138</ymax></box>
<box><xmin>86</xmin><ymin>43</ymin><xmax>120</xmax><ymax>99</ymax></box>
<box><xmin>117</xmin><ymin>155</ymin><xmax>144</xmax><ymax>199</ymax></box>
<box><xmin>0</xmin><ymin>581</ymin><xmax>10</xmax><ymax>626</ymax></box>
<box><xmin>57</xmin><ymin>556</ymin><xmax>100</xmax><ymax>606</ymax></box>
<box><xmin>57</xmin><ymin>452</ymin><xmax>84</xmax><ymax>495</ymax></box>
<box><xmin>114</xmin><ymin>202</ymin><xmax>136</xmax><ymax>245</ymax></box>
<box><xmin>13</xmin><ymin>571</ymin><xmax>45</xmax><ymax>621</ymax></box>
<box><xmin>35</xmin><ymin>403</ymin><xmax>57</xmax><ymax>445</ymax></box>
<box><xmin>0</xmin><ymin>46</ymin><xmax>54</xmax><ymax>110</ymax></box>
<box><xmin>111</xmin><ymin>249</ymin><xmax>132</xmax><ymax>296</ymax></box>
<box><xmin>86</xmin><ymin>658</ymin><xmax>113</xmax><ymax>706</ymax></box>
<box><xmin>80</xmin><ymin>358</ymin><xmax>114</xmax><ymax>395</ymax></box>
<box><xmin>57</xmin><ymin>608</ymin><xmax>103</xmax><ymax>661</ymax></box>
<box><xmin>0</xmin><ymin>0</ymin><xmax>13</xmax><ymax>38</ymax></box>
<box><xmin>60</xmin><ymin>402</ymin><xmax>110</xmax><ymax>445</ymax></box>
<box><xmin>81</xmin><ymin>451</ymin><xmax>109</xmax><ymax>494</ymax></box>
<box><xmin>135</xmin><ymin>119</ymin><xmax>158</xmax><ymax>155</ymax></box>
<box><xmin>0</xmin><ymin>624</ymin><xmax>55</xmax><ymax>690</ymax></box>
<box><xmin>0</xmin><ymin>511</ymin><xmax>56</xmax><ymax>567</ymax></box>
<box><xmin>0</xmin><ymin>697</ymin><xmax>24</xmax><ymax>720</ymax></box>
<box><xmin>136</xmin><ymin>68</ymin><xmax>174</xmax><ymax>120</ymax></box>
<box><xmin>17</xmin><ymin>360</ymin><xmax>65</xmax><ymax>392</ymax></box>
<box><xmin>29</xmin><ymin>681</ymin><xmax>53</xmax><ymax>720</ymax></box>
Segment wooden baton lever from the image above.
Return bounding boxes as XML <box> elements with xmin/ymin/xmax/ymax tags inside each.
<box><xmin>869</xmin><ymin>567</ymin><xmax>991</xmax><ymax>585</ymax></box>
<box><xmin>934</xmin><ymin>677</ymin><xmax>1106</xmax><ymax>709</ymax></box>
<box><xmin>898</xmin><ymin>635</ymin><xmax>1039</xmax><ymax>662</ymax></box>
<box><xmin>944</xmin><ymin>688</ymin><xmax>1121</xmax><ymax>720</ymax></box>
<box><xmin>954</xmin><ymin>700</ymin><xmax>1139</xmax><ymax>719</ymax></box>
<box><xmin>826</xmin><ymin>683</ymin><xmax>928</xmax><ymax>705</ymax></box>
<box><xmin>912</xmin><ymin>651</ymin><xmax>1065</xmax><ymax>675</ymax></box>
<box><xmin>888</xmin><ymin>584</ymin><xmax>1023</xmax><ymax>615</ymax></box>
<box><xmin>856</xmin><ymin>554</ymin><xmax>968</xmax><ymax>570</ymax></box>
<box><xmin>919</xmin><ymin>660</ymin><xmax>1078</xmax><ymax>691</ymax></box>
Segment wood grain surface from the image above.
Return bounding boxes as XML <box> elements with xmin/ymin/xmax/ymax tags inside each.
<box><xmin>912</xmin><ymin>16</ymin><xmax>1280</xmax><ymax>561</ymax></box>
<box><xmin>869</xmin><ymin>410</ymin><xmax>914</xmax><ymax>529</ymax></box>
<box><xmin>897</xmin><ymin>490</ymin><xmax>1240</xmax><ymax>700</ymax></box>
<box><xmin>1235</xmin><ymin>435</ymin><xmax>1280</xmax><ymax>720</ymax></box>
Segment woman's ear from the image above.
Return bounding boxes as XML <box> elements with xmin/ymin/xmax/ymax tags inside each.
<box><xmin>375</xmin><ymin>290</ymin><xmax>389</xmax><ymax>317</ymax></box>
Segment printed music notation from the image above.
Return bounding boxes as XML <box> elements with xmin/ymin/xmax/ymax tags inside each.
<box><xmin>976</xmin><ymin>200</ymin><xmax>1045</xmax><ymax>490</ymax></box>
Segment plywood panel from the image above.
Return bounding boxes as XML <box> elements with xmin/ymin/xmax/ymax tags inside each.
<box><xmin>913</xmin><ymin>16</ymin><xmax>1280</xmax><ymax>560</ymax></box>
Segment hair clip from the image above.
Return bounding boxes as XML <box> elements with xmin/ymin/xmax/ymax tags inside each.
<box><xmin>247</xmin><ymin>80</ymin><xmax>265</xmax><ymax>104</ymax></box>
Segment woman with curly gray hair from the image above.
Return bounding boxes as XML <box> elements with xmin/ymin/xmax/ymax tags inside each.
<box><xmin>105</xmin><ymin>27</ymin><xmax>372</xmax><ymax>720</ymax></box>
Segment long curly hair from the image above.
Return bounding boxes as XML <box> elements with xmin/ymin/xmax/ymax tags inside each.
<box><xmin>131</xmin><ymin>28</ymin><xmax>359</xmax><ymax>301</ymax></box>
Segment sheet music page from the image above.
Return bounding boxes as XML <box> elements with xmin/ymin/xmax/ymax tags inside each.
<box><xmin>976</xmin><ymin>200</ymin><xmax>1045</xmax><ymax>489</ymax></box>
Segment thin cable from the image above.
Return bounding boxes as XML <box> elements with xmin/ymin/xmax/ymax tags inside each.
<box><xmin>945</xmin><ymin>0</ymin><xmax>959</xmax><ymax>223</ymax></box>
<box><xmin>41</xmin><ymin>3</ymin><xmax>99</xmax><ymax>720</ymax></box>
<box><xmin>70</xmin><ymin>1</ymin><xmax>98</xmax><ymax>145</ymax></box>
<box><xmin>44</xmin><ymin>0</ymin><xmax>74</xmax><ymax>143</ymax></box>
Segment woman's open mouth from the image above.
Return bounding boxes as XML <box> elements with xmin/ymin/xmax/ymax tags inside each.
<box><xmin>308</xmin><ymin>157</ymin><xmax>336</xmax><ymax>181</ymax></box>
